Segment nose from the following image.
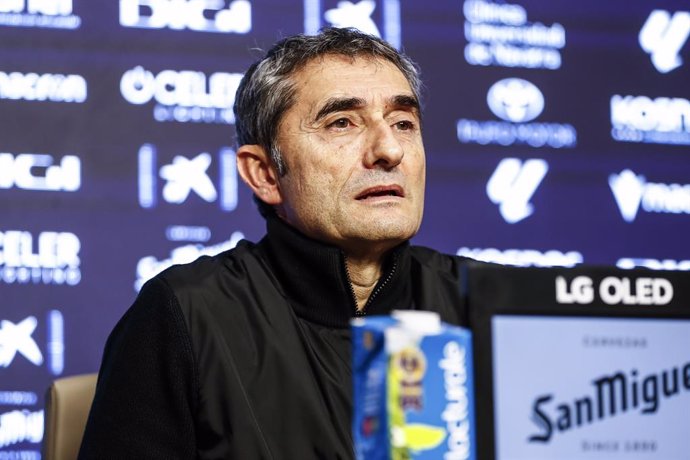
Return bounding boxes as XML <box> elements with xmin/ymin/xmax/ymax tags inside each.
<box><xmin>364</xmin><ymin>120</ymin><xmax>404</xmax><ymax>170</ymax></box>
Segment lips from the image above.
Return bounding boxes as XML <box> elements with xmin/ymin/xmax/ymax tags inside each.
<box><xmin>355</xmin><ymin>184</ymin><xmax>405</xmax><ymax>200</ymax></box>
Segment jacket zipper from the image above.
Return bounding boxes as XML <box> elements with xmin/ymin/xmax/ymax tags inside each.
<box><xmin>343</xmin><ymin>260</ymin><xmax>362</xmax><ymax>316</ymax></box>
<box><xmin>344</xmin><ymin>254</ymin><xmax>399</xmax><ymax>317</ymax></box>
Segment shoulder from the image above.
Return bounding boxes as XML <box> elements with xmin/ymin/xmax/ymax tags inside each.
<box><xmin>153</xmin><ymin>240</ymin><xmax>261</xmax><ymax>300</ymax></box>
<box><xmin>125</xmin><ymin>239</ymin><xmax>269</xmax><ymax>331</ymax></box>
<box><xmin>160</xmin><ymin>239</ymin><xmax>257</xmax><ymax>279</ymax></box>
<box><xmin>409</xmin><ymin>245</ymin><xmax>481</xmax><ymax>278</ymax></box>
<box><xmin>405</xmin><ymin>245</ymin><xmax>485</xmax><ymax>326</ymax></box>
<box><xmin>143</xmin><ymin>239</ymin><xmax>282</xmax><ymax>335</ymax></box>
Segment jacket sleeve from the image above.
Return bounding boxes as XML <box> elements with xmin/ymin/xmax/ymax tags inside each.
<box><xmin>78</xmin><ymin>277</ymin><xmax>198</xmax><ymax>459</ymax></box>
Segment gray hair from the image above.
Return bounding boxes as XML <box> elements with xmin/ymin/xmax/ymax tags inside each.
<box><xmin>233</xmin><ymin>27</ymin><xmax>422</xmax><ymax>178</ymax></box>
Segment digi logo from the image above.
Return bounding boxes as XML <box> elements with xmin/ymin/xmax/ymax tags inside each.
<box><xmin>0</xmin><ymin>0</ymin><xmax>81</xmax><ymax>29</ymax></box>
<box><xmin>486</xmin><ymin>158</ymin><xmax>548</xmax><ymax>224</ymax></box>
<box><xmin>0</xmin><ymin>0</ymin><xmax>71</xmax><ymax>15</ymax></box>
<box><xmin>0</xmin><ymin>311</ymin><xmax>63</xmax><ymax>376</ymax></box>
<box><xmin>487</xmin><ymin>78</ymin><xmax>544</xmax><ymax>123</ymax></box>
<box><xmin>119</xmin><ymin>0</ymin><xmax>251</xmax><ymax>33</ymax></box>
<box><xmin>639</xmin><ymin>9</ymin><xmax>690</xmax><ymax>74</ymax></box>
<box><xmin>0</xmin><ymin>153</ymin><xmax>80</xmax><ymax>192</ymax></box>
<box><xmin>138</xmin><ymin>144</ymin><xmax>238</xmax><ymax>211</ymax></box>
<box><xmin>304</xmin><ymin>0</ymin><xmax>401</xmax><ymax>49</ymax></box>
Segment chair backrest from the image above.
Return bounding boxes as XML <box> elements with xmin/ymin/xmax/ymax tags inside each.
<box><xmin>43</xmin><ymin>373</ymin><xmax>98</xmax><ymax>460</ymax></box>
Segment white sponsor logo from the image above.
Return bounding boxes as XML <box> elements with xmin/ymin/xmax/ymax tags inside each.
<box><xmin>138</xmin><ymin>144</ymin><xmax>238</xmax><ymax>211</ymax></box>
<box><xmin>166</xmin><ymin>225</ymin><xmax>211</xmax><ymax>242</ymax></box>
<box><xmin>458</xmin><ymin>79</ymin><xmax>575</xmax><ymax>148</ymax></box>
<box><xmin>609</xmin><ymin>169</ymin><xmax>644</xmax><ymax>223</ymax></box>
<box><xmin>0</xmin><ymin>231</ymin><xmax>81</xmax><ymax>286</ymax></box>
<box><xmin>0</xmin><ymin>153</ymin><xmax>80</xmax><ymax>191</ymax></box>
<box><xmin>120</xmin><ymin>66</ymin><xmax>241</xmax><ymax>124</ymax></box>
<box><xmin>639</xmin><ymin>9</ymin><xmax>690</xmax><ymax>74</ymax></box>
<box><xmin>457</xmin><ymin>246</ymin><xmax>582</xmax><ymax>267</ymax></box>
<box><xmin>438</xmin><ymin>341</ymin><xmax>472</xmax><ymax>459</ymax></box>
<box><xmin>325</xmin><ymin>0</ymin><xmax>379</xmax><ymax>36</ymax></box>
<box><xmin>304</xmin><ymin>0</ymin><xmax>401</xmax><ymax>49</ymax></box>
<box><xmin>0</xmin><ymin>450</ymin><xmax>41</xmax><ymax>459</ymax></box>
<box><xmin>161</xmin><ymin>154</ymin><xmax>217</xmax><ymax>204</ymax></box>
<box><xmin>463</xmin><ymin>0</ymin><xmax>565</xmax><ymax>70</ymax></box>
<box><xmin>486</xmin><ymin>158</ymin><xmax>548</xmax><ymax>223</ymax></box>
<box><xmin>135</xmin><ymin>231</ymin><xmax>244</xmax><ymax>290</ymax></box>
<box><xmin>556</xmin><ymin>275</ymin><xmax>673</xmax><ymax>306</ymax></box>
<box><xmin>0</xmin><ymin>312</ymin><xmax>63</xmax><ymax>375</ymax></box>
<box><xmin>610</xmin><ymin>94</ymin><xmax>690</xmax><ymax>146</ymax></box>
<box><xmin>0</xmin><ymin>410</ymin><xmax>43</xmax><ymax>449</ymax></box>
<box><xmin>487</xmin><ymin>78</ymin><xmax>544</xmax><ymax>123</ymax></box>
<box><xmin>0</xmin><ymin>71</ymin><xmax>86</xmax><ymax>103</ymax></box>
<box><xmin>609</xmin><ymin>169</ymin><xmax>690</xmax><ymax>222</ymax></box>
<box><xmin>119</xmin><ymin>0</ymin><xmax>251</xmax><ymax>33</ymax></box>
<box><xmin>0</xmin><ymin>317</ymin><xmax>42</xmax><ymax>368</ymax></box>
<box><xmin>0</xmin><ymin>0</ymin><xmax>80</xmax><ymax>29</ymax></box>
<box><xmin>0</xmin><ymin>392</ymin><xmax>37</xmax><ymax>406</ymax></box>
<box><xmin>45</xmin><ymin>310</ymin><xmax>64</xmax><ymax>375</ymax></box>
<box><xmin>617</xmin><ymin>257</ymin><xmax>690</xmax><ymax>271</ymax></box>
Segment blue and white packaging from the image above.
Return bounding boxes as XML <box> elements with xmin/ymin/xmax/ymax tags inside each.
<box><xmin>351</xmin><ymin>311</ymin><xmax>476</xmax><ymax>460</ymax></box>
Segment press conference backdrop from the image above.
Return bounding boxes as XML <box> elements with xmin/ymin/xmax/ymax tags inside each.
<box><xmin>1</xmin><ymin>0</ymin><xmax>689</xmax><ymax>456</ymax></box>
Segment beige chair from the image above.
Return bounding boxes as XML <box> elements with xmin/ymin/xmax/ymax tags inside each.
<box><xmin>43</xmin><ymin>373</ymin><xmax>98</xmax><ymax>460</ymax></box>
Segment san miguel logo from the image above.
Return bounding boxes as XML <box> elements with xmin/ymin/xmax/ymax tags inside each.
<box><xmin>528</xmin><ymin>361</ymin><xmax>690</xmax><ymax>442</ymax></box>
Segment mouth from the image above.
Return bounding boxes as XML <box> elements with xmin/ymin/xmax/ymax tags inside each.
<box><xmin>355</xmin><ymin>184</ymin><xmax>405</xmax><ymax>200</ymax></box>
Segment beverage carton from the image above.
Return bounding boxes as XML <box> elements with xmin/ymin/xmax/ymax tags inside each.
<box><xmin>352</xmin><ymin>311</ymin><xmax>475</xmax><ymax>460</ymax></box>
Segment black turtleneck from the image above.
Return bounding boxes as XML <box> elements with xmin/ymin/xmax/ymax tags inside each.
<box><xmin>80</xmin><ymin>215</ymin><xmax>469</xmax><ymax>459</ymax></box>
<box><xmin>258</xmin><ymin>215</ymin><xmax>414</xmax><ymax>328</ymax></box>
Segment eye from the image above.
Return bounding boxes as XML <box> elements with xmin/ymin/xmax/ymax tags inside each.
<box><xmin>327</xmin><ymin>118</ymin><xmax>352</xmax><ymax>130</ymax></box>
<box><xmin>394</xmin><ymin>120</ymin><xmax>416</xmax><ymax>131</ymax></box>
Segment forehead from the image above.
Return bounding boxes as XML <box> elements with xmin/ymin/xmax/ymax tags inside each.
<box><xmin>289</xmin><ymin>54</ymin><xmax>413</xmax><ymax>105</ymax></box>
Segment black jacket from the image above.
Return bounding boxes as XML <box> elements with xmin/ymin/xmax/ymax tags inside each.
<box><xmin>79</xmin><ymin>217</ymin><xmax>471</xmax><ymax>459</ymax></box>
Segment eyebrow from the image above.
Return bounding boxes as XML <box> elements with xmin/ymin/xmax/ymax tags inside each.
<box><xmin>391</xmin><ymin>94</ymin><xmax>420</xmax><ymax>114</ymax></box>
<box><xmin>314</xmin><ymin>97</ymin><xmax>365</xmax><ymax>122</ymax></box>
<box><xmin>313</xmin><ymin>94</ymin><xmax>421</xmax><ymax>123</ymax></box>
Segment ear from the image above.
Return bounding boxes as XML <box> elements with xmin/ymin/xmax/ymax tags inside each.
<box><xmin>236</xmin><ymin>144</ymin><xmax>283</xmax><ymax>205</ymax></box>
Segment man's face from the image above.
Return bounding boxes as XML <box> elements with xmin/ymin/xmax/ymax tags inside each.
<box><xmin>273</xmin><ymin>54</ymin><xmax>426</xmax><ymax>254</ymax></box>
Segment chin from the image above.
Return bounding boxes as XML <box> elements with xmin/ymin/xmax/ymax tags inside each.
<box><xmin>358</xmin><ymin>220</ymin><xmax>419</xmax><ymax>243</ymax></box>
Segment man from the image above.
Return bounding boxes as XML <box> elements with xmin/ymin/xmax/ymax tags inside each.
<box><xmin>79</xmin><ymin>27</ymin><xmax>470</xmax><ymax>459</ymax></box>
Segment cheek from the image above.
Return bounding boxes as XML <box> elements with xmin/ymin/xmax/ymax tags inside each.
<box><xmin>409</xmin><ymin>155</ymin><xmax>426</xmax><ymax>184</ymax></box>
<box><xmin>291</xmin><ymin>167</ymin><xmax>338</xmax><ymax>210</ymax></box>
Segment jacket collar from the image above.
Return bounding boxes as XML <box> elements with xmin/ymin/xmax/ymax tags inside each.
<box><xmin>258</xmin><ymin>215</ymin><xmax>412</xmax><ymax>328</ymax></box>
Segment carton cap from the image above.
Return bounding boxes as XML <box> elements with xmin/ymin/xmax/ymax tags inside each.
<box><xmin>391</xmin><ymin>310</ymin><xmax>442</xmax><ymax>335</ymax></box>
<box><xmin>385</xmin><ymin>327</ymin><xmax>412</xmax><ymax>353</ymax></box>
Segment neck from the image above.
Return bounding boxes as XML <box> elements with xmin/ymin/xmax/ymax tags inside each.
<box><xmin>345</xmin><ymin>250</ymin><xmax>387</xmax><ymax>312</ymax></box>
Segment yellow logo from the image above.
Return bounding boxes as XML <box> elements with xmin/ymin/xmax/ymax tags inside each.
<box><xmin>393</xmin><ymin>346</ymin><xmax>427</xmax><ymax>410</ymax></box>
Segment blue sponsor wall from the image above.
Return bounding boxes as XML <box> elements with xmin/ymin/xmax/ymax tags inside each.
<box><xmin>1</xmin><ymin>0</ymin><xmax>689</xmax><ymax>456</ymax></box>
